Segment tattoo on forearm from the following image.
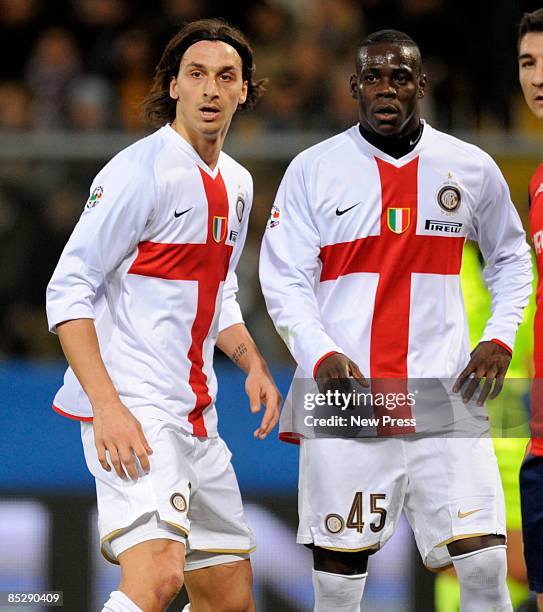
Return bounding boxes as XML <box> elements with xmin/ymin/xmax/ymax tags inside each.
<box><xmin>231</xmin><ymin>343</ymin><xmax>248</xmax><ymax>365</ymax></box>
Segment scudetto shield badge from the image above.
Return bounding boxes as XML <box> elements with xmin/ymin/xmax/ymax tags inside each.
<box><xmin>387</xmin><ymin>208</ymin><xmax>411</xmax><ymax>234</ymax></box>
<box><xmin>212</xmin><ymin>216</ymin><xmax>228</xmax><ymax>242</ymax></box>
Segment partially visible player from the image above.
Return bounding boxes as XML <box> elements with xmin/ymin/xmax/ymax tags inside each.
<box><xmin>518</xmin><ymin>8</ymin><xmax>543</xmax><ymax>610</ymax></box>
<box><xmin>434</xmin><ymin>241</ymin><xmax>531</xmax><ymax>611</ymax></box>
<box><xmin>260</xmin><ymin>29</ymin><xmax>532</xmax><ymax>612</ymax></box>
<box><xmin>46</xmin><ymin>18</ymin><xmax>281</xmax><ymax>612</ymax></box>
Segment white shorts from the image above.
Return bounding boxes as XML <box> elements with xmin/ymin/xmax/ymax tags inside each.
<box><xmin>298</xmin><ymin>435</ymin><xmax>506</xmax><ymax>569</ymax></box>
<box><xmin>81</xmin><ymin>412</ymin><xmax>255</xmax><ymax>566</ymax></box>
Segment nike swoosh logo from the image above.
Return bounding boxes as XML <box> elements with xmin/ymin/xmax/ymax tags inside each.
<box><xmin>457</xmin><ymin>509</ymin><xmax>481</xmax><ymax>519</ymax></box>
<box><xmin>174</xmin><ymin>207</ymin><xmax>193</xmax><ymax>218</ymax></box>
<box><xmin>336</xmin><ymin>202</ymin><xmax>362</xmax><ymax>216</ymax></box>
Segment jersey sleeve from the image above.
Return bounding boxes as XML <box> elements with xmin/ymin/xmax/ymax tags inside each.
<box><xmin>472</xmin><ymin>154</ymin><xmax>533</xmax><ymax>352</ymax></box>
<box><xmin>218</xmin><ymin>177</ymin><xmax>253</xmax><ymax>332</ymax></box>
<box><xmin>46</xmin><ymin>157</ymin><xmax>156</xmax><ymax>333</ymax></box>
<box><xmin>259</xmin><ymin>156</ymin><xmax>344</xmax><ymax>377</ymax></box>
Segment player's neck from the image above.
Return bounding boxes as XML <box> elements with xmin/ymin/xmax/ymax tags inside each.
<box><xmin>171</xmin><ymin>119</ymin><xmax>226</xmax><ymax>170</ymax></box>
<box><xmin>359</xmin><ymin>121</ymin><xmax>423</xmax><ymax>159</ymax></box>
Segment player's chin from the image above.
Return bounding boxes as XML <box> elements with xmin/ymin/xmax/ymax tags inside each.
<box><xmin>372</xmin><ymin>121</ymin><xmax>402</xmax><ymax>137</ymax></box>
<box><xmin>198</xmin><ymin>120</ymin><xmax>224</xmax><ymax>135</ymax></box>
<box><xmin>531</xmin><ymin>103</ymin><xmax>543</xmax><ymax>121</ymax></box>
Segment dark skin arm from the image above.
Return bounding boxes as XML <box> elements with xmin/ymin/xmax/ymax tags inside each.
<box><xmin>453</xmin><ymin>341</ymin><xmax>511</xmax><ymax>405</ymax></box>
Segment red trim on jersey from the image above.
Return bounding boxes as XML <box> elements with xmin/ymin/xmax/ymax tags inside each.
<box><xmin>279</xmin><ymin>431</ymin><xmax>301</xmax><ymax>444</ymax></box>
<box><xmin>52</xmin><ymin>404</ymin><xmax>94</xmax><ymax>422</ymax></box>
<box><xmin>129</xmin><ymin>167</ymin><xmax>233</xmax><ymax>437</ymax></box>
<box><xmin>319</xmin><ymin>157</ymin><xmax>465</xmax><ymax>435</ymax></box>
<box><xmin>490</xmin><ymin>338</ymin><xmax>512</xmax><ymax>355</ymax></box>
<box><xmin>313</xmin><ymin>351</ymin><xmax>339</xmax><ymax>379</ymax></box>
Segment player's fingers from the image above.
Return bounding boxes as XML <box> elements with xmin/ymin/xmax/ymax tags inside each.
<box><xmin>477</xmin><ymin>371</ymin><xmax>497</xmax><ymax>405</ymax></box>
<box><xmin>253</xmin><ymin>390</ymin><xmax>279</xmax><ymax>439</ymax></box>
<box><xmin>453</xmin><ymin>363</ymin><xmax>474</xmax><ymax>393</ymax></box>
<box><xmin>244</xmin><ymin>377</ymin><xmax>263</xmax><ymax>413</ymax></box>
<box><xmin>262</xmin><ymin>399</ymin><xmax>280</xmax><ymax>432</ymax></box>
<box><xmin>349</xmin><ymin>361</ymin><xmax>369</xmax><ymax>387</ymax></box>
<box><xmin>119</xmin><ymin>449</ymin><xmax>139</xmax><ymax>481</ymax></box>
<box><xmin>108</xmin><ymin>447</ymin><xmax>127</xmax><ymax>480</ymax></box>
<box><xmin>138</xmin><ymin>427</ymin><xmax>153</xmax><ymax>455</ymax></box>
<box><xmin>254</xmin><ymin>413</ymin><xmax>278</xmax><ymax>439</ymax></box>
<box><xmin>95</xmin><ymin>442</ymin><xmax>111</xmax><ymax>472</ymax></box>
<box><xmin>134</xmin><ymin>444</ymin><xmax>151</xmax><ymax>474</ymax></box>
<box><xmin>462</xmin><ymin>372</ymin><xmax>482</xmax><ymax>403</ymax></box>
<box><xmin>248</xmin><ymin>390</ymin><xmax>261</xmax><ymax>413</ymax></box>
<box><xmin>489</xmin><ymin>374</ymin><xmax>505</xmax><ymax>400</ymax></box>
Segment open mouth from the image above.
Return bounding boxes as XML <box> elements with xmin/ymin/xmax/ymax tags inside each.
<box><xmin>374</xmin><ymin>105</ymin><xmax>400</xmax><ymax>121</ymax></box>
<box><xmin>200</xmin><ymin>106</ymin><xmax>220</xmax><ymax>121</ymax></box>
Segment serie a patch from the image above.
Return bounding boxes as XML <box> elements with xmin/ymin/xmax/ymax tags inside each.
<box><xmin>267</xmin><ymin>205</ymin><xmax>281</xmax><ymax>229</ymax></box>
<box><xmin>86</xmin><ymin>185</ymin><xmax>103</xmax><ymax>209</ymax></box>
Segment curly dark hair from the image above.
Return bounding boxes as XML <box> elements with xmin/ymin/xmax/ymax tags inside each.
<box><xmin>142</xmin><ymin>18</ymin><xmax>266</xmax><ymax>127</ymax></box>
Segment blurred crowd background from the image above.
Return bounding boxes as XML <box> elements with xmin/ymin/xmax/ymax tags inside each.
<box><xmin>1</xmin><ymin>0</ymin><xmax>543</xmax><ymax>362</ymax></box>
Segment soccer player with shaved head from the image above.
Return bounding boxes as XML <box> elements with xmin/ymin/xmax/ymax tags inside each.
<box><xmin>46</xmin><ymin>18</ymin><xmax>281</xmax><ymax>612</ymax></box>
<box><xmin>518</xmin><ymin>8</ymin><xmax>543</xmax><ymax>610</ymax></box>
<box><xmin>261</xmin><ymin>29</ymin><xmax>532</xmax><ymax>611</ymax></box>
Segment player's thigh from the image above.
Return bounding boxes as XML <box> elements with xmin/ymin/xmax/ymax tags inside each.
<box><xmin>298</xmin><ymin>437</ymin><xmax>407</xmax><ymax>550</ymax></box>
<box><xmin>404</xmin><ymin>436</ymin><xmax>505</xmax><ymax>569</ymax></box>
<box><xmin>118</xmin><ymin>537</ymin><xmax>186</xmax><ymax>590</ymax></box>
<box><xmin>184</xmin><ymin>558</ymin><xmax>254</xmax><ymax>612</ymax></box>
<box><xmin>81</xmin><ymin>417</ymin><xmax>194</xmax><ymax>563</ymax></box>
<box><xmin>187</xmin><ymin>437</ymin><xmax>254</xmax><ymax>554</ymax></box>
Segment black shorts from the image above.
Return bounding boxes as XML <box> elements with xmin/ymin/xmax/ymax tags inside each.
<box><xmin>520</xmin><ymin>453</ymin><xmax>543</xmax><ymax>593</ymax></box>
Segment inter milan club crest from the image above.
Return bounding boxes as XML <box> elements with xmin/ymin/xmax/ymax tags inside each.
<box><xmin>437</xmin><ymin>184</ymin><xmax>462</xmax><ymax>213</ymax></box>
<box><xmin>236</xmin><ymin>193</ymin><xmax>245</xmax><ymax>223</ymax></box>
<box><xmin>212</xmin><ymin>216</ymin><xmax>228</xmax><ymax>242</ymax></box>
<box><xmin>170</xmin><ymin>492</ymin><xmax>187</xmax><ymax>512</ymax></box>
<box><xmin>325</xmin><ymin>513</ymin><xmax>345</xmax><ymax>534</ymax></box>
<box><xmin>86</xmin><ymin>185</ymin><xmax>103</xmax><ymax>209</ymax></box>
<box><xmin>387</xmin><ymin>207</ymin><xmax>410</xmax><ymax>234</ymax></box>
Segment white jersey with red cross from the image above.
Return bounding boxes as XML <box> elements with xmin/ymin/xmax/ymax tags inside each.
<box><xmin>259</xmin><ymin>123</ymin><xmax>532</xmax><ymax>440</ymax></box>
<box><xmin>47</xmin><ymin>124</ymin><xmax>252</xmax><ymax>437</ymax></box>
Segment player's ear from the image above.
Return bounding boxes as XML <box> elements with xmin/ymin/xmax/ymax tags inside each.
<box><xmin>349</xmin><ymin>73</ymin><xmax>358</xmax><ymax>99</ymax></box>
<box><xmin>238</xmin><ymin>80</ymin><xmax>248</xmax><ymax>105</ymax></box>
<box><xmin>417</xmin><ymin>73</ymin><xmax>427</xmax><ymax>99</ymax></box>
<box><xmin>169</xmin><ymin>76</ymin><xmax>179</xmax><ymax>100</ymax></box>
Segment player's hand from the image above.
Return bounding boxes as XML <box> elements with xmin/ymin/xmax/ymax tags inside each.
<box><xmin>315</xmin><ymin>353</ymin><xmax>369</xmax><ymax>395</ymax></box>
<box><xmin>92</xmin><ymin>400</ymin><xmax>153</xmax><ymax>480</ymax></box>
<box><xmin>453</xmin><ymin>341</ymin><xmax>511</xmax><ymax>405</ymax></box>
<box><xmin>245</xmin><ymin>364</ymin><xmax>282</xmax><ymax>440</ymax></box>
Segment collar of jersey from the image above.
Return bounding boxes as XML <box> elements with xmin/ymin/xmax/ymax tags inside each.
<box><xmin>350</xmin><ymin>119</ymin><xmax>434</xmax><ymax>167</ymax></box>
<box><xmin>162</xmin><ymin>124</ymin><xmax>222</xmax><ymax>179</ymax></box>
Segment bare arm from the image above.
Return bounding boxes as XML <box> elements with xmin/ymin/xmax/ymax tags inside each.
<box><xmin>216</xmin><ymin>323</ymin><xmax>282</xmax><ymax>439</ymax></box>
<box><xmin>57</xmin><ymin>319</ymin><xmax>152</xmax><ymax>479</ymax></box>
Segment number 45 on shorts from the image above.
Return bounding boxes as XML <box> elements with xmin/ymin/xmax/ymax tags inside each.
<box><xmin>325</xmin><ymin>492</ymin><xmax>387</xmax><ymax>535</ymax></box>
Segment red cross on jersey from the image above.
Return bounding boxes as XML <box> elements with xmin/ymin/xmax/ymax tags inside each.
<box><xmin>260</xmin><ymin>123</ymin><xmax>531</xmax><ymax>442</ymax></box>
<box><xmin>48</xmin><ymin>125</ymin><xmax>253</xmax><ymax>437</ymax></box>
